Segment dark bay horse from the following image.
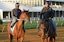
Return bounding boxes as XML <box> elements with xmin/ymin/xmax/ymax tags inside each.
<box><xmin>7</xmin><ymin>10</ymin><xmax>30</xmax><ymax>42</ymax></box>
<box><xmin>39</xmin><ymin>21</ymin><xmax>56</xmax><ymax>42</ymax></box>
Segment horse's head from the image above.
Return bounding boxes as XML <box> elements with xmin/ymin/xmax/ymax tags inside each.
<box><xmin>19</xmin><ymin>10</ymin><xmax>30</xmax><ymax>22</ymax></box>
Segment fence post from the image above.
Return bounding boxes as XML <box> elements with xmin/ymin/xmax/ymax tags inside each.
<box><xmin>36</xmin><ymin>20</ymin><xmax>39</xmax><ymax>28</ymax></box>
<box><xmin>30</xmin><ymin>20</ymin><xmax>32</xmax><ymax>28</ymax></box>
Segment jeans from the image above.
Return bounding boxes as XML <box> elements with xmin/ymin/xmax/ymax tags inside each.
<box><xmin>49</xmin><ymin>19</ymin><xmax>56</xmax><ymax>34</ymax></box>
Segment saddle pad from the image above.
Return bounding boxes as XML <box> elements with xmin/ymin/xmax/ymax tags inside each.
<box><xmin>10</xmin><ymin>24</ymin><xmax>16</xmax><ymax>34</ymax></box>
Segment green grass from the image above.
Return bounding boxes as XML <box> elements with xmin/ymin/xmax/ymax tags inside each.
<box><xmin>55</xmin><ymin>20</ymin><xmax>64</xmax><ymax>27</ymax></box>
<box><xmin>2</xmin><ymin>20</ymin><xmax>64</xmax><ymax>29</ymax></box>
<box><xmin>3</xmin><ymin>22</ymin><xmax>8</xmax><ymax>25</ymax></box>
<box><xmin>24</xmin><ymin>21</ymin><xmax>37</xmax><ymax>29</ymax></box>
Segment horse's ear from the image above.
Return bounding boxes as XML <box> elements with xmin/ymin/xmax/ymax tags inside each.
<box><xmin>23</xmin><ymin>9</ymin><xmax>29</xmax><ymax>12</ymax></box>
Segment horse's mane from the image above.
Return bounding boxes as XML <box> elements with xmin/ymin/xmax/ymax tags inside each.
<box><xmin>23</xmin><ymin>10</ymin><xmax>28</xmax><ymax>12</ymax></box>
<box><xmin>19</xmin><ymin>10</ymin><xmax>29</xmax><ymax>19</ymax></box>
<box><xmin>21</xmin><ymin>10</ymin><xmax>29</xmax><ymax>15</ymax></box>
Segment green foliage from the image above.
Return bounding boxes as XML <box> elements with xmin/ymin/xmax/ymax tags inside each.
<box><xmin>24</xmin><ymin>21</ymin><xmax>37</xmax><ymax>29</ymax></box>
<box><xmin>3</xmin><ymin>22</ymin><xmax>8</xmax><ymax>25</ymax></box>
<box><xmin>2</xmin><ymin>20</ymin><xmax>64</xmax><ymax>29</ymax></box>
<box><xmin>55</xmin><ymin>20</ymin><xmax>64</xmax><ymax>27</ymax></box>
<box><xmin>0</xmin><ymin>19</ymin><xmax>3</xmax><ymax>24</ymax></box>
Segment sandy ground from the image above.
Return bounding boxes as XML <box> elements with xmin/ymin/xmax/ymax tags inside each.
<box><xmin>0</xmin><ymin>27</ymin><xmax>64</xmax><ymax>42</ymax></box>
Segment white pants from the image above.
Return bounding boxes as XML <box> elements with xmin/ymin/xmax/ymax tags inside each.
<box><xmin>11</xmin><ymin>17</ymin><xmax>17</xmax><ymax>27</ymax></box>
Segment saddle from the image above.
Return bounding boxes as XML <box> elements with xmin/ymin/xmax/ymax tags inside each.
<box><xmin>10</xmin><ymin>20</ymin><xmax>18</xmax><ymax>34</ymax></box>
<box><xmin>10</xmin><ymin>20</ymin><xmax>25</xmax><ymax>34</ymax></box>
<box><xmin>11</xmin><ymin>20</ymin><xmax>18</xmax><ymax>28</ymax></box>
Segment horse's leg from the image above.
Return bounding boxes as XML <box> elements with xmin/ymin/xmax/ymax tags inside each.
<box><xmin>8</xmin><ymin>34</ymin><xmax>13</xmax><ymax>42</ymax></box>
<box><xmin>52</xmin><ymin>38</ymin><xmax>55</xmax><ymax>42</ymax></box>
<box><xmin>16</xmin><ymin>38</ymin><xmax>18</xmax><ymax>42</ymax></box>
<box><xmin>40</xmin><ymin>30</ymin><xmax>45</xmax><ymax>42</ymax></box>
<box><xmin>16</xmin><ymin>32</ymin><xmax>18</xmax><ymax>42</ymax></box>
<box><xmin>20</xmin><ymin>37</ymin><xmax>24</xmax><ymax>42</ymax></box>
<box><xmin>7</xmin><ymin>21</ymin><xmax>13</xmax><ymax>42</ymax></box>
<box><xmin>39</xmin><ymin>28</ymin><xmax>44</xmax><ymax>42</ymax></box>
<box><xmin>20</xmin><ymin>30</ymin><xmax>25</xmax><ymax>42</ymax></box>
<box><xmin>41</xmin><ymin>38</ymin><xmax>44</xmax><ymax>42</ymax></box>
<box><xmin>40</xmin><ymin>36</ymin><xmax>44</xmax><ymax>42</ymax></box>
<box><xmin>45</xmin><ymin>37</ymin><xmax>49</xmax><ymax>42</ymax></box>
<box><xmin>47</xmin><ymin>37</ymin><xmax>50</xmax><ymax>42</ymax></box>
<box><xmin>8</xmin><ymin>33</ymin><xmax>11</xmax><ymax>42</ymax></box>
<box><xmin>39</xmin><ymin>23</ymin><xmax>45</xmax><ymax>42</ymax></box>
<box><xmin>10</xmin><ymin>34</ymin><xmax>13</xmax><ymax>42</ymax></box>
<box><xmin>45</xmin><ymin>39</ymin><xmax>47</xmax><ymax>42</ymax></box>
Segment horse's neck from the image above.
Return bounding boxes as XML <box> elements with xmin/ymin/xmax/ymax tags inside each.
<box><xmin>15</xmin><ymin>21</ymin><xmax>22</xmax><ymax>31</ymax></box>
<box><xmin>19</xmin><ymin>13</ymin><xmax>25</xmax><ymax>19</ymax></box>
<box><xmin>18</xmin><ymin>19</ymin><xmax>23</xmax><ymax>24</ymax></box>
<box><xmin>17</xmin><ymin>12</ymin><xmax>25</xmax><ymax>27</ymax></box>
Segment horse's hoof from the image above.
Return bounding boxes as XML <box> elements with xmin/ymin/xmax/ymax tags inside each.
<box><xmin>38</xmin><ymin>32</ymin><xmax>40</xmax><ymax>36</ymax></box>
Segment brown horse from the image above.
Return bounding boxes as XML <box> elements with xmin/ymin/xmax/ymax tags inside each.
<box><xmin>39</xmin><ymin>21</ymin><xmax>56</xmax><ymax>42</ymax></box>
<box><xmin>7</xmin><ymin>10</ymin><xmax>30</xmax><ymax>42</ymax></box>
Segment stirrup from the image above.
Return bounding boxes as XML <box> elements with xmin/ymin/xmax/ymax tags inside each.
<box><xmin>11</xmin><ymin>26</ymin><xmax>13</xmax><ymax>28</ymax></box>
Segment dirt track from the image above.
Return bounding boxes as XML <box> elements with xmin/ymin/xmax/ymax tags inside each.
<box><xmin>0</xmin><ymin>27</ymin><xmax>64</xmax><ymax>42</ymax></box>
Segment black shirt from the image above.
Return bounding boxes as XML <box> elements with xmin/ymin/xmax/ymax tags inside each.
<box><xmin>12</xmin><ymin>9</ymin><xmax>21</xmax><ymax>19</ymax></box>
<box><xmin>40</xmin><ymin>7</ymin><xmax>54</xmax><ymax>20</ymax></box>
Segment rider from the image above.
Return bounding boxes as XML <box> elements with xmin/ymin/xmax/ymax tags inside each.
<box><xmin>11</xmin><ymin>3</ymin><xmax>21</xmax><ymax>28</ymax></box>
<box><xmin>39</xmin><ymin>1</ymin><xmax>56</xmax><ymax>35</ymax></box>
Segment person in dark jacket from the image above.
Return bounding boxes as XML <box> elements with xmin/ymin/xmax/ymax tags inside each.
<box><xmin>38</xmin><ymin>1</ymin><xmax>56</xmax><ymax>35</ymax></box>
<box><xmin>11</xmin><ymin>3</ymin><xmax>21</xmax><ymax>28</ymax></box>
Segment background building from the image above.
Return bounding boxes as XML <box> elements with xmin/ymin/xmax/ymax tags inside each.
<box><xmin>0</xmin><ymin>0</ymin><xmax>44</xmax><ymax>6</ymax></box>
<box><xmin>47</xmin><ymin>0</ymin><xmax>64</xmax><ymax>20</ymax></box>
<box><xmin>0</xmin><ymin>0</ymin><xmax>64</xmax><ymax>22</ymax></box>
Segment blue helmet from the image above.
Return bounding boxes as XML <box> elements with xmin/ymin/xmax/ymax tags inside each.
<box><xmin>46</xmin><ymin>1</ymin><xmax>51</xmax><ymax>5</ymax></box>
